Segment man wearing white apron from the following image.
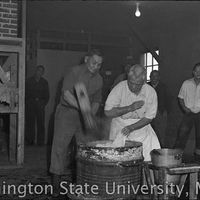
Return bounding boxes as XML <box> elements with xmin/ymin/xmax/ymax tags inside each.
<box><xmin>104</xmin><ymin>64</ymin><xmax>160</xmax><ymax>161</ymax></box>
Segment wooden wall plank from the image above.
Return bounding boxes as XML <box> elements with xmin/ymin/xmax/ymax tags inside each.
<box><xmin>9</xmin><ymin>114</ymin><xmax>17</xmax><ymax>163</ymax></box>
<box><xmin>0</xmin><ymin>45</ymin><xmax>21</xmax><ymax>52</ymax></box>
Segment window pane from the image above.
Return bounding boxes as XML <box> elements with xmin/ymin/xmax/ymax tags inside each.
<box><xmin>153</xmin><ymin>57</ymin><xmax>158</xmax><ymax>65</ymax></box>
<box><xmin>147</xmin><ymin>53</ymin><xmax>152</xmax><ymax>65</ymax></box>
<box><xmin>147</xmin><ymin>67</ymin><xmax>152</xmax><ymax>81</ymax></box>
<box><xmin>156</xmin><ymin>50</ymin><xmax>159</xmax><ymax>55</ymax></box>
<box><xmin>144</xmin><ymin>54</ymin><xmax>147</xmax><ymax>66</ymax></box>
<box><xmin>153</xmin><ymin>65</ymin><xmax>159</xmax><ymax>71</ymax></box>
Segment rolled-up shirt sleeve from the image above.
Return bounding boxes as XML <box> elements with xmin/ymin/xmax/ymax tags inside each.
<box><xmin>104</xmin><ymin>83</ymin><xmax>122</xmax><ymax>111</ymax></box>
<box><xmin>62</xmin><ymin>68</ymin><xmax>77</xmax><ymax>94</ymax></box>
<box><xmin>178</xmin><ymin>82</ymin><xmax>186</xmax><ymax>99</ymax></box>
<box><xmin>144</xmin><ymin>89</ymin><xmax>158</xmax><ymax>119</ymax></box>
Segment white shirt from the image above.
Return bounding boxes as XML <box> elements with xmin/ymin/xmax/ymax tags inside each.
<box><xmin>178</xmin><ymin>78</ymin><xmax>200</xmax><ymax>113</ymax></box>
<box><xmin>104</xmin><ymin>81</ymin><xmax>160</xmax><ymax>161</ymax></box>
<box><xmin>105</xmin><ymin>81</ymin><xmax>158</xmax><ymax>120</ymax></box>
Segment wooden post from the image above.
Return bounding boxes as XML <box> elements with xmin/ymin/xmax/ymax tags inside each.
<box><xmin>143</xmin><ymin>163</ymin><xmax>158</xmax><ymax>200</ymax></box>
<box><xmin>17</xmin><ymin>0</ymin><xmax>26</xmax><ymax>165</ymax></box>
<box><xmin>158</xmin><ymin>168</ymin><xmax>168</xmax><ymax>200</ymax></box>
<box><xmin>9</xmin><ymin>114</ymin><xmax>17</xmax><ymax>163</ymax></box>
<box><xmin>176</xmin><ymin>174</ymin><xmax>187</xmax><ymax>197</ymax></box>
<box><xmin>189</xmin><ymin>172</ymin><xmax>198</xmax><ymax>200</ymax></box>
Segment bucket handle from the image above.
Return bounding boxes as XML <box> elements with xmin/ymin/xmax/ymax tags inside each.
<box><xmin>151</xmin><ymin>149</ymin><xmax>162</xmax><ymax>155</ymax></box>
<box><xmin>117</xmin><ymin>160</ymin><xmax>142</xmax><ymax>167</ymax></box>
<box><xmin>174</xmin><ymin>153</ymin><xmax>182</xmax><ymax>160</ymax></box>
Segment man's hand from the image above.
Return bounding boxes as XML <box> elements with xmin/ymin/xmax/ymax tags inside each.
<box><xmin>179</xmin><ymin>98</ymin><xmax>191</xmax><ymax>114</ymax></box>
<box><xmin>105</xmin><ymin>100</ymin><xmax>144</xmax><ymax>118</ymax></box>
<box><xmin>121</xmin><ymin>125</ymin><xmax>134</xmax><ymax>137</ymax></box>
<box><xmin>84</xmin><ymin>112</ymin><xmax>97</xmax><ymax>130</ymax></box>
<box><xmin>129</xmin><ymin>100</ymin><xmax>144</xmax><ymax>112</ymax></box>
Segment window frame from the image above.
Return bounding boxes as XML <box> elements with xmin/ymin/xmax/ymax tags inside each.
<box><xmin>143</xmin><ymin>50</ymin><xmax>159</xmax><ymax>81</ymax></box>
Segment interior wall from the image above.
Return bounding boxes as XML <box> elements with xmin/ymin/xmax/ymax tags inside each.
<box><xmin>98</xmin><ymin>46</ymin><xmax>129</xmax><ymax>103</ymax></box>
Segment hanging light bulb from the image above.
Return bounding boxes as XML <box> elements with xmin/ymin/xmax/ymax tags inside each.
<box><xmin>135</xmin><ymin>2</ymin><xmax>141</xmax><ymax>17</ymax></box>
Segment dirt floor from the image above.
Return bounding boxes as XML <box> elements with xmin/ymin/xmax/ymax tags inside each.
<box><xmin>0</xmin><ymin>145</ymin><xmax>198</xmax><ymax>200</ymax></box>
<box><xmin>0</xmin><ymin>145</ymin><xmax>53</xmax><ymax>200</ymax></box>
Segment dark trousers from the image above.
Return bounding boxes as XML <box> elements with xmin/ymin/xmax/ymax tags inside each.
<box><xmin>25</xmin><ymin>100</ymin><xmax>45</xmax><ymax>145</ymax></box>
<box><xmin>151</xmin><ymin>111</ymin><xmax>167</xmax><ymax>147</ymax></box>
<box><xmin>174</xmin><ymin>112</ymin><xmax>200</xmax><ymax>150</ymax></box>
<box><xmin>50</xmin><ymin>104</ymin><xmax>84</xmax><ymax>176</ymax></box>
<box><xmin>50</xmin><ymin>104</ymin><xmax>106</xmax><ymax>177</ymax></box>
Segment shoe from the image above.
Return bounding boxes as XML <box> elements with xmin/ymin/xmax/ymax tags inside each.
<box><xmin>52</xmin><ymin>174</ymin><xmax>61</xmax><ymax>197</ymax></box>
<box><xmin>51</xmin><ymin>192</ymin><xmax>59</xmax><ymax>198</ymax></box>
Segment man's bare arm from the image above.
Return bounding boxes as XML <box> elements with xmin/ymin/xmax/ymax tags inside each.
<box><xmin>105</xmin><ymin>106</ymin><xmax>133</xmax><ymax>118</ymax></box>
<box><xmin>179</xmin><ymin>98</ymin><xmax>191</xmax><ymax>113</ymax></box>
<box><xmin>129</xmin><ymin>117</ymin><xmax>152</xmax><ymax>131</ymax></box>
<box><xmin>105</xmin><ymin>100</ymin><xmax>144</xmax><ymax>118</ymax></box>
<box><xmin>63</xmin><ymin>90</ymin><xmax>79</xmax><ymax>109</ymax></box>
<box><xmin>121</xmin><ymin>117</ymin><xmax>152</xmax><ymax>136</ymax></box>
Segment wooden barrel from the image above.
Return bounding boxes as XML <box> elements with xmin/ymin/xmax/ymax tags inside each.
<box><xmin>76</xmin><ymin>140</ymin><xmax>143</xmax><ymax>199</ymax></box>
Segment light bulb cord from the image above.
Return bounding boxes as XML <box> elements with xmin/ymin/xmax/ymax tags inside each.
<box><xmin>135</xmin><ymin>2</ymin><xmax>141</xmax><ymax>17</ymax></box>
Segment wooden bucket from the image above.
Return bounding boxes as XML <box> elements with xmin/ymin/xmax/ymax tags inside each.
<box><xmin>150</xmin><ymin>148</ymin><xmax>183</xmax><ymax>185</ymax></box>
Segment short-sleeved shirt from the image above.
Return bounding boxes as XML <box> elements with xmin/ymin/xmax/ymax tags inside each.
<box><xmin>178</xmin><ymin>78</ymin><xmax>200</xmax><ymax>113</ymax></box>
<box><xmin>105</xmin><ymin>81</ymin><xmax>157</xmax><ymax>120</ymax></box>
<box><xmin>60</xmin><ymin>65</ymin><xmax>103</xmax><ymax>107</ymax></box>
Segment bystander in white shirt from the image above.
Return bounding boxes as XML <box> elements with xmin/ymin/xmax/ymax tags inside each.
<box><xmin>178</xmin><ymin>78</ymin><xmax>200</xmax><ymax>113</ymax></box>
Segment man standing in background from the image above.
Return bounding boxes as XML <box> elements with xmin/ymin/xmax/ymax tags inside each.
<box><xmin>148</xmin><ymin>70</ymin><xmax>170</xmax><ymax>146</ymax></box>
<box><xmin>25</xmin><ymin>65</ymin><xmax>49</xmax><ymax>145</ymax></box>
<box><xmin>174</xmin><ymin>63</ymin><xmax>200</xmax><ymax>162</ymax></box>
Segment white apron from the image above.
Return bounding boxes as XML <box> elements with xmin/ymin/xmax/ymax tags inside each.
<box><xmin>109</xmin><ymin>117</ymin><xmax>160</xmax><ymax>161</ymax></box>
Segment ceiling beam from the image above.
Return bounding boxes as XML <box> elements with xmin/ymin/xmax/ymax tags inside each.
<box><xmin>128</xmin><ymin>24</ymin><xmax>160</xmax><ymax>63</ymax></box>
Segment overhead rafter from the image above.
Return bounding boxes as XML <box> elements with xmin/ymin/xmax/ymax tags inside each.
<box><xmin>128</xmin><ymin>23</ymin><xmax>160</xmax><ymax>64</ymax></box>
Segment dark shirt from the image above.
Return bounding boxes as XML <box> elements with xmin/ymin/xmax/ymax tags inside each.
<box><xmin>61</xmin><ymin>64</ymin><xmax>103</xmax><ymax>107</ymax></box>
<box><xmin>26</xmin><ymin>76</ymin><xmax>49</xmax><ymax>106</ymax></box>
<box><xmin>148</xmin><ymin>81</ymin><xmax>170</xmax><ymax>114</ymax></box>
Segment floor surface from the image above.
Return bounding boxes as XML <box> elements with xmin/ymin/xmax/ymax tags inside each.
<box><xmin>0</xmin><ymin>145</ymin><xmax>198</xmax><ymax>200</ymax></box>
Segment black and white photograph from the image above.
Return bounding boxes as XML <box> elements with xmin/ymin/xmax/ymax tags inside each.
<box><xmin>0</xmin><ymin>0</ymin><xmax>200</xmax><ymax>199</ymax></box>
